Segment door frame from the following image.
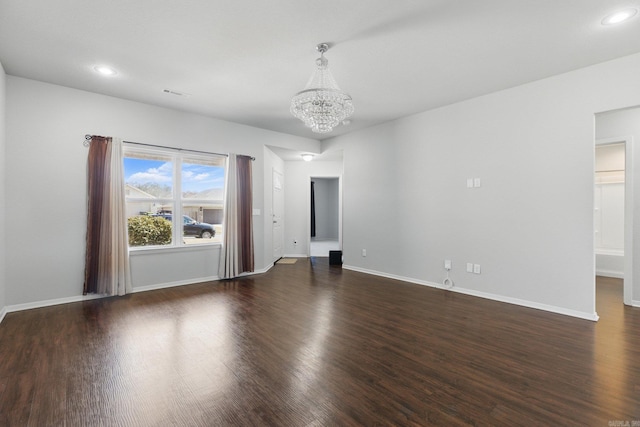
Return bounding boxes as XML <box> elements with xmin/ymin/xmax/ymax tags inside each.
<box><xmin>307</xmin><ymin>175</ymin><xmax>343</xmax><ymax>256</ymax></box>
<box><xmin>595</xmin><ymin>136</ymin><xmax>633</xmax><ymax>306</ymax></box>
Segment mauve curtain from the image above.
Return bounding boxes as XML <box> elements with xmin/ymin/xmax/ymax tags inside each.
<box><xmin>219</xmin><ymin>154</ymin><xmax>254</xmax><ymax>279</ymax></box>
<box><xmin>84</xmin><ymin>136</ymin><xmax>132</xmax><ymax>296</ymax></box>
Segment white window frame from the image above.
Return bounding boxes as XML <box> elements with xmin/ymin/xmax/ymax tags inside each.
<box><xmin>123</xmin><ymin>144</ymin><xmax>225</xmax><ymax>251</ymax></box>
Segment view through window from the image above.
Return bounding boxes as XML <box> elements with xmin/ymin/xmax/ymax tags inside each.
<box><xmin>123</xmin><ymin>146</ymin><xmax>225</xmax><ymax>248</ymax></box>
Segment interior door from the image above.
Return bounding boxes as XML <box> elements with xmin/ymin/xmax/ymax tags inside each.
<box><xmin>272</xmin><ymin>169</ymin><xmax>284</xmax><ymax>260</ymax></box>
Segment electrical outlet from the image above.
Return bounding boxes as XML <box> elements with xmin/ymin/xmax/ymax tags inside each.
<box><xmin>444</xmin><ymin>260</ymin><xmax>452</xmax><ymax>270</ymax></box>
<box><xmin>473</xmin><ymin>264</ymin><xmax>481</xmax><ymax>274</ymax></box>
<box><xmin>362</xmin><ymin>249</ymin><xmax>367</xmax><ymax>257</ymax></box>
<box><xmin>466</xmin><ymin>263</ymin><xmax>473</xmax><ymax>273</ymax></box>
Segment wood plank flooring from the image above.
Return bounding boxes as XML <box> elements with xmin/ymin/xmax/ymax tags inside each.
<box><xmin>0</xmin><ymin>259</ymin><xmax>638</xmax><ymax>426</ymax></box>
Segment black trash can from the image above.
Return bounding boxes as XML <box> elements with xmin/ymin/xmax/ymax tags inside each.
<box><xmin>329</xmin><ymin>250</ymin><xmax>342</xmax><ymax>266</ymax></box>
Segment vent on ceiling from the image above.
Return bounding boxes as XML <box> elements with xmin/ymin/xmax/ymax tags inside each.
<box><xmin>163</xmin><ymin>89</ymin><xmax>190</xmax><ymax>97</ymax></box>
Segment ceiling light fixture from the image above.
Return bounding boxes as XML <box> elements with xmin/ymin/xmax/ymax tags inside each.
<box><xmin>301</xmin><ymin>154</ymin><xmax>314</xmax><ymax>162</ymax></box>
<box><xmin>93</xmin><ymin>65</ymin><xmax>117</xmax><ymax>76</ymax></box>
<box><xmin>291</xmin><ymin>43</ymin><xmax>354</xmax><ymax>134</ymax></box>
<box><xmin>601</xmin><ymin>8</ymin><xmax>638</xmax><ymax>25</ymax></box>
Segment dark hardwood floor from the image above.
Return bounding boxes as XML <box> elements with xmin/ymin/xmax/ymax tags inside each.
<box><xmin>0</xmin><ymin>259</ymin><xmax>638</xmax><ymax>426</ymax></box>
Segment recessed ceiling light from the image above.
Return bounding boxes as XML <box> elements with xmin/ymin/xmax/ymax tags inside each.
<box><xmin>601</xmin><ymin>8</ymin><xmax>638</xmax><ymax>25</ymax></box>
<box><xmin>301</xmin><ymin>154</ymin><xmax>314</xmax><ymax>162</ymax></box>
<box><xmin>93</xmin><ymin>65</ymin><xmax>117</xmax><ymax>76</ymax></box>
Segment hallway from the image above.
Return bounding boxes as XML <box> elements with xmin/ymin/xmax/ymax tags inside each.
<box><xmin>309</xmin><ymin>238</ymin><xmax>339</xmax><ymax>257</ymax></box>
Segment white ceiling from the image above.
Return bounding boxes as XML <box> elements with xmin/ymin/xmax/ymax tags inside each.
<box><xmin>1</xmin><ymin>0</ymin><xmax>640</xmax><ymax>141</ymax></box>
<box><xmin>267</xmin><ymin>145</ymin><xmax>343</xmax><ymax>162</ymax></box>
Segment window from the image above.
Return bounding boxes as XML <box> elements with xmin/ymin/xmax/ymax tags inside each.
<box><xmin>123</xmin><ymin>145</ymin><xmax>225</xmax><ymax>248</ymax></box>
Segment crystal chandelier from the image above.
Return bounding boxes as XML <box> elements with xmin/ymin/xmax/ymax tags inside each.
<box><xmin>291</xmin><ymin>43</ymin><xmax>354</xmax><ymax>133</ymax></box>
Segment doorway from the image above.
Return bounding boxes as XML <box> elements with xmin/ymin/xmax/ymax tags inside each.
<box><xmin>595</xmin><ymin>107</ymin><xmax>637</xmax><ymax>307</ymax></box>
<box><xmin>309</xmin><ymin>177</ymin><xmax>341</xmax><ymax>257</ymax></box>
<box><xmin>594</xmin><ymin>141</ymin><xmax>626</xmax><ymax>278</ymax></box>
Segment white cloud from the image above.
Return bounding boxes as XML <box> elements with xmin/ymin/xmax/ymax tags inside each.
<box><xmin>158</xmin><ymin>162</ymin><xmax>173</xmax><ymax>173</ymax></box>
<box><xmin>193</xmin><ymin>173</ymin><xmax>209</xmax><ymax>181</ymax></box>
<box><xmin>128</xmin><ymin>171</ymin><xmax>172</xmax><ymax>183</ymax></box>
<box><xmin>127</xmin><ymin>162</ymin><xmax>173</xmax><ymax>184</ymax></box>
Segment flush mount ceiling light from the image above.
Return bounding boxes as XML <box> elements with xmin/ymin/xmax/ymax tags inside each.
<box><xmin>93</xmin><ymin>65</ymin><xmax>117</xmax><ymax>76</ymax></box>
<box><xmin>301</xmin><ymin>154</ymin><xmax>314</xmax><ymax>162</ymax></box>
<box><xmin>601</xmin><ymin>8</ymin><xmax>638</xmax><ymax>25</ymax></box>
<box><xmin>291</xmin><ymin>43</ymin><xmax>354</xmax><ymax>134</ymax></box>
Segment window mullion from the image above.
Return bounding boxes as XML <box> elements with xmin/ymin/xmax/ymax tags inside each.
<box><xmin>174</xmin><ymin>153</ymin><xmax>183</xmax><ymax>246</ymax></box>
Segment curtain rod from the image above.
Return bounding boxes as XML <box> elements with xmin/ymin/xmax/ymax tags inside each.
<box><xmin>84</xmin><ymin>135</ymin><xmax>255</xmax><ymax>160</ymax></box>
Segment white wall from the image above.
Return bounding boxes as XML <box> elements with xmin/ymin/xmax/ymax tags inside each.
<box><xmin>284</xmin><ymin>159</ymin><xmax>343</xmax><ymax>256</ymax></box>
<box><xmin>323</xmin><ymin>52</ymin><xmax>640</xmax><ymax>320</ymax></box>
<box><xmin>596</xmin><ymin>107</ymin><xmax>640</xmax><ymax>302</ymax></box>
<box><xmin>7</xmin><ymin>53</ymin><xmax>640</xmax><ymax>318</ymax></box>
<box><xmin>0</xmin><ymin>62</ymin><xmax>6</xmax><ymax>319</ymax></box>
<box><xmin>312</xmin><ymin>178</ymin><xmax>339</xmax><ymax>240</ymax></box>
<box><xmin>5</xmin><ymin>76</ymin><xmax>319</xmax><ymax>306</ymax></box>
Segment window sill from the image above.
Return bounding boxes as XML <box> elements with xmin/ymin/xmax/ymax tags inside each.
<box><xmin>129</xmin><ymin>243</ymin><xmax>222</xmax><ymax>256</ymax></box>
<box><xmin>595</xmin><ymin>248</ymin><xmax>624</xmax><ymax>257</ymax></box>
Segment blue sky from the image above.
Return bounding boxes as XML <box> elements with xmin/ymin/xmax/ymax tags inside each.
<box><xmin>124</xmin><ymin>158</ymin><xmax>224</xmax><ymax>193</ymax></box>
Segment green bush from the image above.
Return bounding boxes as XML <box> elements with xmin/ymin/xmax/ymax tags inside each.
<box><xmin>128</xmin><ymin>215</ymin><xmax>172</xmax><ymax>246</ymax></box>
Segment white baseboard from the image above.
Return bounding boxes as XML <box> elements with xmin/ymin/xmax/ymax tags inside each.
<box><xmin>283</xmin><ymin>254</ymin><xmax>309</xmax><ymax>258</ymax></box>
<box><xmin>133</xmin><ymin>265</ymin><xmax>274</xmax><ymax>293</ymax></box>
<box><xmin>0</xmin><ymin>266</ymin><xmax>275</xmax><ymax>324</ymax></box>
<box><xmin>253</xmin><ymin>263</ymin><xmax>274</xmax><ymax>274</ymax></box>
<box><xmin>343</xmin><ymin>264</ymin><xmax>599</xmax><ymax>322</ymax></box>
<box><xmin>632</xmin><ymin>300</ymin><xmax>640</xmax><ymax>308</ymax></box>
<box><xmin>343</xmin><ymin>264</ymin><xmax>434</xmax><ymax>287</ymax></box>
<box><xmin>596</xmin><ymin>269</ymin><xmax>624</xmax><ymax>279</ymax></box>
<box><xmin>2</xmin><ymin>263</ymin><xmax>610</xmax><ymax>324</ymax></box>
<box><xmin>132</xmin><ymin>276</ymin><xmax>221</xmax><ymax>293</ymax></box>
<box><xmin>5</xmin><ymin>293</ymin><xmax>106</xmax><ymax>315</ymax></box>
<box><xmin>448</xmin><ymin>283</ymin><xmax>599</xmax><ymax>321</ymax></box>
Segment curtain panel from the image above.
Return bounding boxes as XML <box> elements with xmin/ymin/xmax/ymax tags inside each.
<box><xmin>84</xmin><ymin>136</ymin><xmax>132</xmax><ymax>296</ymax></box>
<box><xmin>219</xmin><ymin>154</ymin><xmax>254</xmax><ymax>279</ymax></box>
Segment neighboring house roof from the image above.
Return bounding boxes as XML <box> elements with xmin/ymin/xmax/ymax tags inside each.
<box><xmin>191</xmin><ymin>188</ymin><xmax>224</xmax><ymax>201</ymax></box>
<box><xmin>125</xmin><ymin>184</ymin><xmax>156</xmax><ymax>199</ymax></box>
